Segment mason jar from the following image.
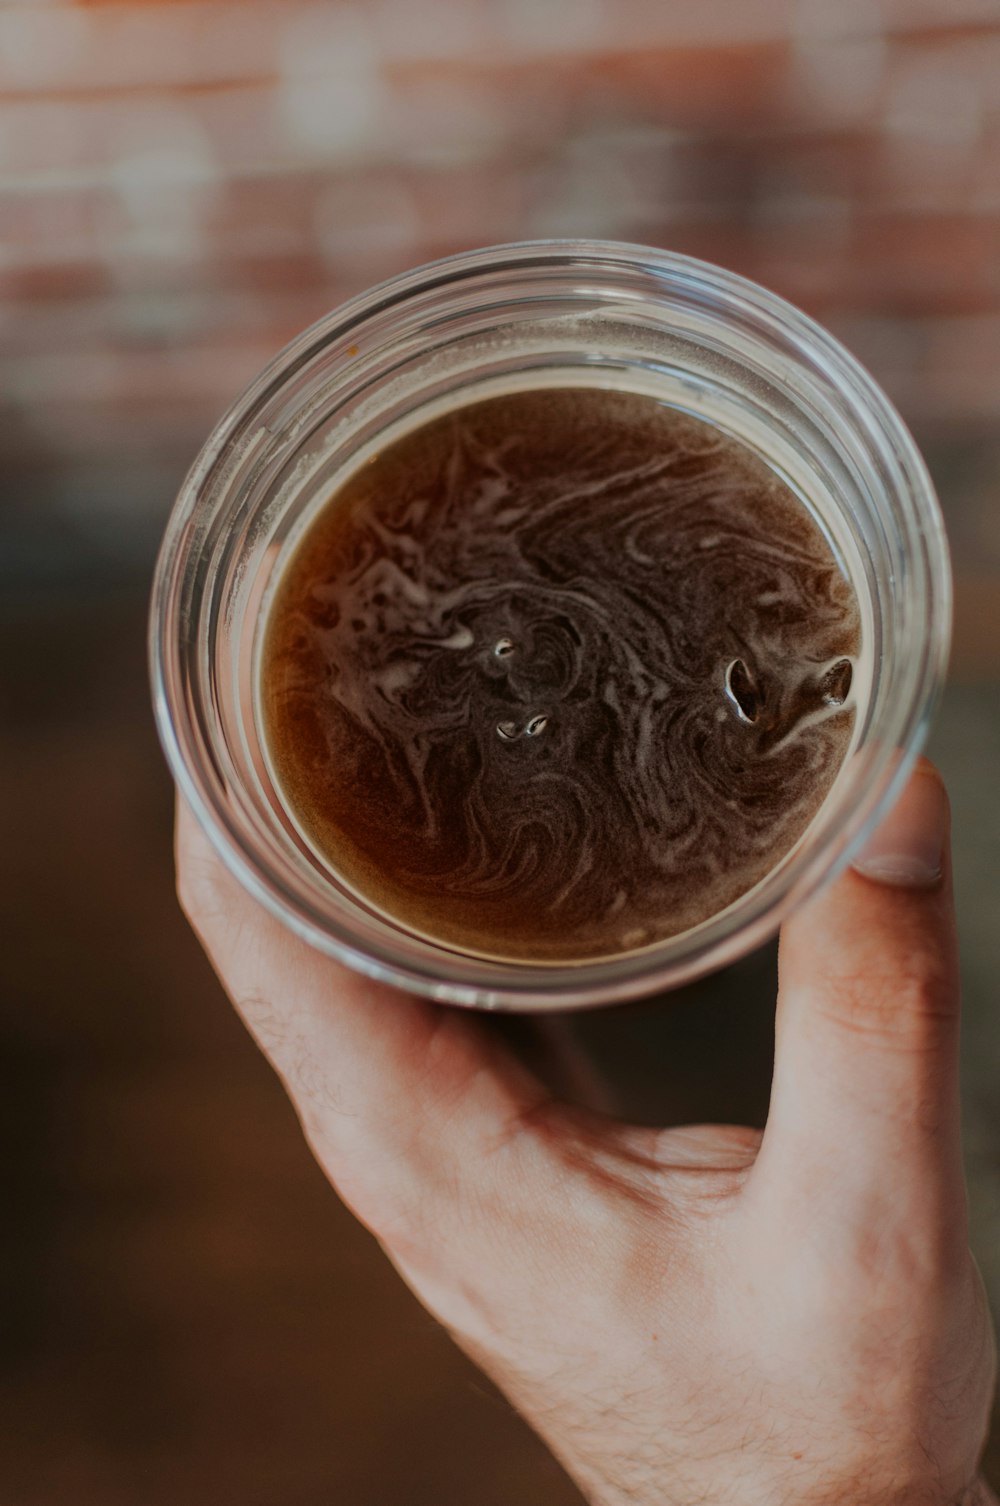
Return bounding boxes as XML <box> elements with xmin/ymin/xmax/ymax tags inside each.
<box><xmin>150</xmin><ymin>241</ymin><xmax>950</xmax><ymax>1024</ymax></box>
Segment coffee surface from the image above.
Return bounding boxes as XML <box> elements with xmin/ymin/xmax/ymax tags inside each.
<box><xmin>261</xmin><ymin>387</ymin><xmax>860</xmax><ymax>961</ymax></box>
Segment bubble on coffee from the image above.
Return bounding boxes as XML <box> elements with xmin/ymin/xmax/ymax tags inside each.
<box><xmin>261</xmin><ymin>387</ymin><xmax>861</xmax><ymax>961</ymax></box>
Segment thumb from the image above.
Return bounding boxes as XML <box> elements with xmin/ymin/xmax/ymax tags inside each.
<box><xmin>757</xmin><ymin>759</ymin><xmax>964</xmax><ymax>1218</ymax></box>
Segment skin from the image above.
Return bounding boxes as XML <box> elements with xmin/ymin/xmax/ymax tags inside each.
<box><xmin>176</xmin><ymin>760</ymin><xmax>997</xmax><ymax>1505</ymax></box>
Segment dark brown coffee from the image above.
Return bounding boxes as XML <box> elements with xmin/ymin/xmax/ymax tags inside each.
<box><xmin>260</xmin><ymin>386</ymin><xmax>861</xmax><ymax>961</ymax></box>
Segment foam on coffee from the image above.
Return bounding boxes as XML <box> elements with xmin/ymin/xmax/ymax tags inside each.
<box><xmin>260</xmin><ymin>386</ymin><xmax>861</xmax><ymax>961</ymax></box>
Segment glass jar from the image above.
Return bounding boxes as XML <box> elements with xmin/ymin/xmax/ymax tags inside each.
<box><xmin>149</xmin><ymin>241</ymin><xmax>950</xmax><ymax>1011</ymax></box>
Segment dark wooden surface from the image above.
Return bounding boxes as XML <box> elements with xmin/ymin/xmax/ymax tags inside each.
<box><xmin>1</xmin><ymin>595</ymin><xmax>997</xmax><ymax>1501</ymax></box>
<box><xmin>0</xmin><ymin>598</ymin><xmax>584</xmax><ymax>1505</ymax></box>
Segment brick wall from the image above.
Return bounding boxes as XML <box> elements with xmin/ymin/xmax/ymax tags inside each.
<box><xmin>3</xmin><ymin>0</ymin><xmax>999</xmax><ymax>644</ymax></box>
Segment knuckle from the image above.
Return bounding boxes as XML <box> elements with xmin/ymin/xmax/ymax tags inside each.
<box><xmin>850</xmin><ymin>1211</ymin><xmax>954</xmax><ymax>1294</ymax></box>
<box><xmin>174</xmin><ymin>860</ymin><xmax>199</xmax><ymax>923</ymax></box>
<box><xmin>237</xmin><ymin>985</ymin><xmax>291</xmax><ymax>1054</ymax></box>
<box><xmin>175</xmin><ymin>844</ymin><xmax>227</xmax><ymax>935</ymax></box>
<box><xmin>813</xmin><ymin>955</ymin><xmax>956</xmax><ymax>1051</ymax></box>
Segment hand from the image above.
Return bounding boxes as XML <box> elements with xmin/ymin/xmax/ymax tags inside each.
<box><xmin>176</xmin><ymin>760</ymin><xmax>997</xmax><ymax>1506</ymax></box>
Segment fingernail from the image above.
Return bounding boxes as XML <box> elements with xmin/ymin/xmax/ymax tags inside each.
<box><xmin>852</xmin><ymin>769</ymin><xmax>948</xmax><ymax>889</ymax></box>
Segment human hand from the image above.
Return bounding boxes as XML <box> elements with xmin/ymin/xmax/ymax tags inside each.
<box><xmin>176</xmin><ymin>760</ymin><xmax>997</xmax><ymax>1506</ymax></box>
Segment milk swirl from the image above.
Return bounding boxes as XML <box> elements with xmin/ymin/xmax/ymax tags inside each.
<box><xmin>262</xmin><ymin>387</ymin><xmax>861</xmax><ymax>961</ymax></box>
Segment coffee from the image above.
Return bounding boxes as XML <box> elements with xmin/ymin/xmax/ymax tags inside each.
<box><xmin>260</xmin><ymin>386</ymin><xmax>860</xmax><ymax>962</ymax></box>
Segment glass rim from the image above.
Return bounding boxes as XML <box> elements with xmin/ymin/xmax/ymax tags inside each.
<box><xmin>150</xmin><ymin>239</ymin><xmax>951</xmax><ymax>1010</ymax></box>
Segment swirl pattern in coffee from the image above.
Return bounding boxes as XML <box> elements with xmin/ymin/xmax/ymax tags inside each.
<box><xmin>261</xmin><ymin>387</ymin><xmax>861</xmax><ymax>961</ymax></box>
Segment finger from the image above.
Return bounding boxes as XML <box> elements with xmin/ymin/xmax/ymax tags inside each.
<box><xmin>754</xmin><ymin>759</ymin><xmax>964</xmax><ymax>1226</ymax></box>
<box><xmin>175</xmin><ymin>798</ymin><xmax>552</xmax><ymax>1236</ymax></box>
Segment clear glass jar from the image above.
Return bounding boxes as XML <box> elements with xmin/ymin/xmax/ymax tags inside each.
<box><xmin>149</xmin><ymin>241</ymin><xmax>950</xmax><ymax>1011</ymax></box>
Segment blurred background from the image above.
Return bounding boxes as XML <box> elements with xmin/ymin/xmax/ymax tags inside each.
<box><xmin>2</xmin><ymin>0</ymin><xmax>999</xmax><ymax>1500</ymax></box>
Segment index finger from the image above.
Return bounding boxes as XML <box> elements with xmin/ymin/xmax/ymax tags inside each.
<box><xmin>175</xmin><ymin>799</ymin><xmax>551</xmax><ymax>1235</ymax></box>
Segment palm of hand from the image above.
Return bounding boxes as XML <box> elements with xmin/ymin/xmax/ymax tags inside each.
<box><xmin>381</xmin><ymin>1021</ymin><xmax>990</xmax><ymax>1506</ymax></box>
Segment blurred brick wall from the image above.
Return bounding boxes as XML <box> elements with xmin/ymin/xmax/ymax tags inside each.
<box><xmin>2</xmin><ymin>0</ymin><xmax>999</xmax><ymax>635</ymax></box>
